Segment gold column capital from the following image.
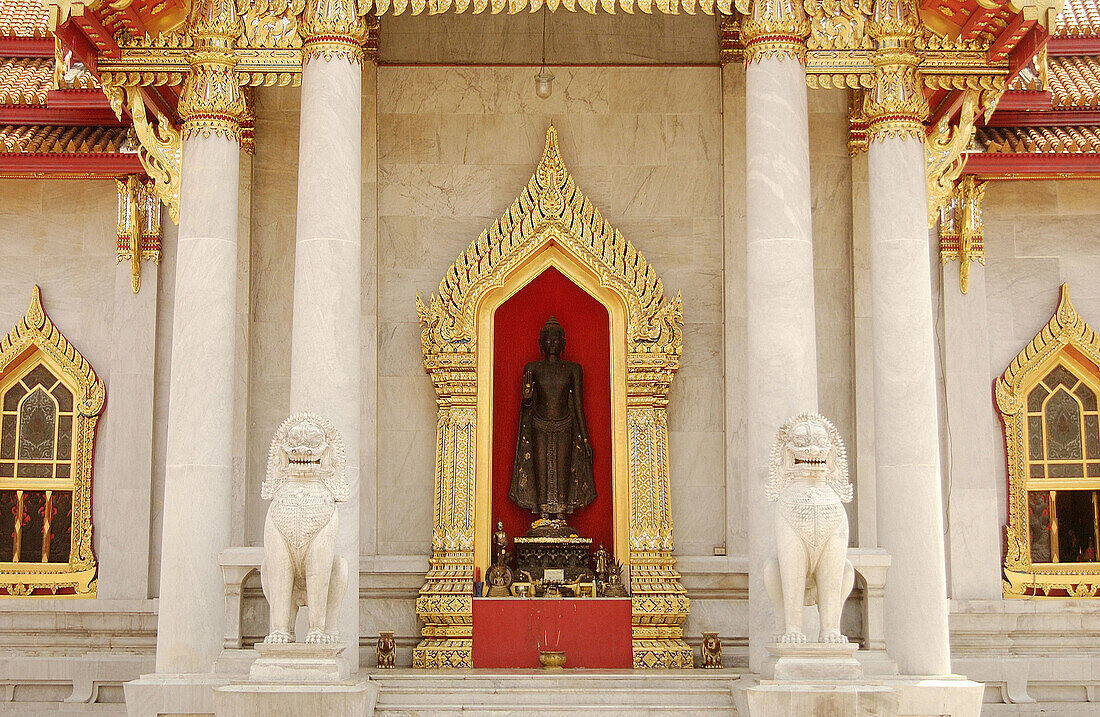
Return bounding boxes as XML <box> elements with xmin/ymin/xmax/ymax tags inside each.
<box><xmin>864</xmin><ymin>0</ymin><xmax>927</xmax><ymax>143</ymax></box>
<box><xmin>179</xmin><ymin>0</ymin><xmax>246</xmax><ymax>142</ymax></box>
<box><xmin>300</xmin><ymin>0</ymin><xmax>373</xmax><ymax>63</ymax></box>
<box><xmin>736</xmin><ymin>0</ymin><xmax>809</xmax><ymax>65</ymax></box>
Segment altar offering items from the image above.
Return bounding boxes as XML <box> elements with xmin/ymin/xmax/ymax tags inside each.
<box><xmin>377</xmin><ymin>631</ymin><xmax>396</xmax><ymax>669</ymax></box>
<box><xmin>701</xmin><ymin>632</ymin><xmax>722</xmax><ymax>669</ymax></box>
<box><xmin>602</xmin><ymin>557</ymin><xmax>628</xmax><ymax>598</ymax></box>
<box><xmin>539</xmin><ymin>650</ymin><xmax>566</xmax><ymax>670</ymax></box>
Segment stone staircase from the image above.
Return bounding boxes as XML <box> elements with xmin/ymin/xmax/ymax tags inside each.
<box><xmin>370</xmin><ymin>670</ymin><xmax>740</xmax><ymax>716</ymax></box>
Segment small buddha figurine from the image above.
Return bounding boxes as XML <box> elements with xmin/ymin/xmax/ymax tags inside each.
<box><xmin>593</xmin><ymin>543</ymin><xmax>611</xmax><ymax>583</ymax></box>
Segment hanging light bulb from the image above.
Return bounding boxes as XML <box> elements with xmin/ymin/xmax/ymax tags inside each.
<box><xmin>534</xmin><ymin>67</ymin><xmax>555</xmax><ymax>99</ymax></box>
<box><xmin>534</xmin><ymin>8</ymin><xmax>554</xmax><ymax>99</ymax></box>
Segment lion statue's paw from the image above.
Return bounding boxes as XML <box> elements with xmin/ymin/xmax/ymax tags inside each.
<box><xmin>776</xmin><ymin>631</ymin><xmax>807</xmax><ymax>644</ymax></box>
<box><xmin>264</xmin><ymin>631</ymin><xmax>292</xmax><ymax>644</ymax></box>
<box><xmin>821</xmin><ymin>630</ymin><xmax>849</xmax><ymax>644</ymax></box>
<box><xmin>305</xmin><ymin>629</ymin><xmax>334</xmax><ymax>645</ymax></box>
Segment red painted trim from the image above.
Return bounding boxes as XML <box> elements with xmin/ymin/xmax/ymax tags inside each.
<box><xmin>45</xmin><ymin>89</ymin><xmax>113</xmax><ymax>109</ymax></box>
<box><xmin>1048</xmin><ymin>37</ymin><xmax>1100</xmax><ymax>56</ymax></box>
<box><xmin>0</xmin><ymin>152</ymin><xmax>142</xmax><ymax>176</ymax></box>
<box><xmin>964</xmin><ymin>152</ymin><xmax>1100</xmax><ymax>177</ymax></box>
<box><xmin>0</xmin><ymin>106</ymin><xmax>126</xmax><ymax>125</ymax></box>
<box><xmin>0</xmin><ymin>37</ymin><xmax>54</xmax><ymax>58</ymax></box>
<box><xmin>986</xmin><ymin>109</ymin><xmax>1100</xmax><ymax>127</ymax></box>
<box><xmin>991</xmin><ymin>13</ymin><xmax>1032</xmax><ymax>62</ymax></box>
<box><xmin>995</xmin><ymin>91</ymin><xmax>1054</xmax><ymax>111</ymax></box>
<box><xmin>52</xmin><ymin>23</ymin><xmax>98</xmax><ymax>73</ymax></box>
<box><xmin>72</xmin><ymin>13</ymin><xmax>120</xmax><ymax>59</ymax></box>
<box><xmin>960</xmin><ymin>7</ymin><xmax>997</xmax><ymax>41</ymax></box>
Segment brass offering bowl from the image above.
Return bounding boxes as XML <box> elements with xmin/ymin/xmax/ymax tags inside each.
<box><xmin>538</xmin><ymin>650</ymin><xmax>566</xmax><ymax>670</ymax></box>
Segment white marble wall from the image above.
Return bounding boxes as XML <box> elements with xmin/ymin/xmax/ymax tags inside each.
<box><xmin>0</xmin><ymin>178</ymin><xmax>157</xmax><ymax>600</ymax></box>
<box><xmin>946</xmin><ymin>178</ymin><xmax>1100</xmax><ymax>603</ymax></box>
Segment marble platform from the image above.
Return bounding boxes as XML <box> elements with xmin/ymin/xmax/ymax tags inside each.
<box><xmin>248</xmin><ymin>642</ymin><xmax>349</xmax><ymax>683</ymax></box>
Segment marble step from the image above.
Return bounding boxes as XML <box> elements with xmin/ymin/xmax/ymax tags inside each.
<box><xmin>371</xmin><ymin>670</ymin><xmax>740</xmax><ymax>716</ymax></box>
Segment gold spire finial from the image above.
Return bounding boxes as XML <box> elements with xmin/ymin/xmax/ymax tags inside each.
<box><xmin>27</xmin><ymin>285</ymin><xmax>44</xmax><ymax>331</ymax></box>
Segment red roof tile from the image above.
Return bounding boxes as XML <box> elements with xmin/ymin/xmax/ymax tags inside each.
<box><xmin>1057</xmin><ymin>0</ymin><xmax>1100</xmax><ymax>38</ymax></box>
<box><xmin>0</xmin><ymin>57</ymin><xmax>50</xmax><ymax>105</ymax></box>
<box><xmin>0</xmin><ymin>125</ymin><xmax>130</xmax><ymax>153</ymax></box>
<box><xmin>978</xmin><ymin>125</ymin><xmax>1100</xmax><ymax>153</ymax></box>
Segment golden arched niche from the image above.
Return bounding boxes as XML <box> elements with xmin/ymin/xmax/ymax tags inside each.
<box><xmin>413</xmin><ymin>126</ymin><xmax>691</xmax><ymax>669</ymax></box>
<box><xmin>998</xmin><ymin>284</ymin><xmax>1100</xmax><ymax>598</ymax></box>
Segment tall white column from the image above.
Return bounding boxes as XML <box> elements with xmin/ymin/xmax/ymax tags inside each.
<box><xmin>741</xmin><ymin>3</ymin><xmax>819</xmax><ymax>673</ymax></box>
<box><xmin>155</xmin><ymin>0</ymin><xmax>246</xmax><ymax>673</ymax></box>
<box><xmin>865</xmin><ymin>0</ymin><xmax>951</xmax><ymax>675</ymax></box>
<box><xmin>288</xmin><ymin>14</ymin><xmax>368</xmax><ymax>666</ymax></box>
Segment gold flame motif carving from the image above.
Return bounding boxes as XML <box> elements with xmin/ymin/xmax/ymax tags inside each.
<box><xmin>413</xmin><ymin>126</ymin><xmax>690</xmax><ymax>669</ymax></box>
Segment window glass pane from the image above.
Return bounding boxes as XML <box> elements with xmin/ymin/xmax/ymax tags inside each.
<box><xmin>1088</xmin><ymin>415</ymin><xmax>1100</xmax><ymax>460</ymax></box>
<box><xmin>1090</xmin><ymin>463</ymin><xmax>1100</xmax><ymax>478</ymax></box>
<box><xmin>1046</xmin><ymin>388</ymin><xmax>1084</xmax><ymax>460</ymax></box>
<box><xmin>17</xmin><ymin>389</ymin><xmax>56</xmax><ymax>460</ymax></box>
<box><xmin>1</xmin><ymin>414</ymin><xmax>14</xmax><ymax>460</ymax></box>
<box><xmin>1030</xmin><ymin>463</ymin><xmax>1046</xmax><ymax>478</ymax></box>
<box><xmin>1055</xmin><ymin>490</ymin><xmax>1099</xmax><ymax>562</ymax></box>
<box><xmin>1049</xmin><ymin>463</ymin><xmax>1084</xmax><ymax>478</ymax></box>
<box><xmin>18</xmin><ymin>490</ymin><xmax>45</xmax><ymax>563</ymax></box>
<box><xmin>1028</xmin><ymin>416</ymin><xmax>1044</xmax><ymax>460</ymax></box>
<box><xmin>22</xmin><ymin>364</ymin><xmax>56</xmax><ymax>390</ymax></box>
<box><xmin>54</xmin><ymin>463</ymin><xmax>69</xmax><ymax>480</ymax></box>
<box><xmin>0</xmin><ymin>462</ymin><xmax>10</xmax><ymax>477</ymax></box>
<box><xmin>50</xmin><ymin>383</ymin><xmax>72</xmax><ymax>413</ymax></box>
<box><xmin>47</xmin><ymin>490</ymin><xmax>72</xmax><ymax>563</ymax></box>
<box><xmin>1029</xmin><ymin>491</ymin><xmax>1053</xmax><ymax>562</ymax></box>
<box><xmin>3</xmin><ymin>383</ymin><xmax>25</xmax><ymax>412</ymax></box>
<box><xmin>1044</xmin><ymin>364</ymin><xmax>1078</xmax><ymax>391</ymax></box>
<box><xmin>1029</xmin><ymin>384</ymin><xmax>1050</xmax><ymax>413</ymax></box>
<box><xmin>1076</xmin><ymin>383</ymin><xmax>1098</xmax><ymax>412</ymax></box>
<box><xmin>56</xmin><ymin>415</ymin><xmax>72</xmax><ymax>461</ymax></box>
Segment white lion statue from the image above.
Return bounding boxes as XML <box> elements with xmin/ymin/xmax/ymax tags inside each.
<box><xmin>763</xmin><ymin>413</ymin><xmax>855</xmax><ymax>645</ymax></box>
<box><xmin>261</xmin><ymin>412</ymin><xmax>349</xmax><ymax>645</ymax></box>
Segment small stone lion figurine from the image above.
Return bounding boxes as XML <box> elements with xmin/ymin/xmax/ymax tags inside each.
<box><xmin>763</xmin><ymin>413</ymin><xmax>855</xmax><ymax>645</ymax></box>
<box><xmin>701</xmin><ymin>632</ymin><xmax>722</xmax><ymax>669</ymax></box>
<box><xmin>261</xmin><ymin>412</ymin><xmax>349</xmax><ymax>645</ymax></box>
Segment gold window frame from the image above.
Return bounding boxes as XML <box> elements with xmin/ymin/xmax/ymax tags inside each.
<box><xmin>412</xmin><ymin>126</ymin><xmax>691</xmax><ymax>668</ymax></box>
<box><xmin>0</xmin><ymin>286</ymin><xmax>103</xmax><ymax>597</ymax></box>
<box><xmin>999</xmin><ymin>284</ymin><xmax>1100</xmax><ymax>598</ymax></box>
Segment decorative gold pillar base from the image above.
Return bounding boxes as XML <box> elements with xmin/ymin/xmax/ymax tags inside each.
<box><xmin>412</xmin><ymin>638</ymin><xmax>472</xmax><ymax>669</ymax></box>
<box><xmin>632</xmin><ymin>638</ymin><xmax>693</xmax><ymax>669</ymax></box>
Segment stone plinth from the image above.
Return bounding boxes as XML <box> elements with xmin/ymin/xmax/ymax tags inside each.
<box><xmin>248</xmin><ymin>643</ymin><xmax>349</xmax><ymax>684</ymax></box>
<box><xmin>763</xmin><ymin>642</ymin><xmax>862</xmax><ymax>681</ymax></box>
<box><xmin>213</xmin><ymin>680</ymin><xmax>378</xmax><ymax>717</ymax></box>
<box><xmin>738</xmin><ymin>682</ymin><xmax>899</xmax><ymax>717</ymax></box>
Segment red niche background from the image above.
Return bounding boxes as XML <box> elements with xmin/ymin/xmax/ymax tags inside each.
<box><xmin>491</xmin><ymin>266</ymin><xmax>614</xmax><ymax>554</ymax></box>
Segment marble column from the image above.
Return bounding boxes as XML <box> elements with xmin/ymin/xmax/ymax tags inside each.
<box><xmin>865</xmin><ymin>0</ymin><xmax>951</xmax><ymax>675</ymax></box>
<box><xmin>741</xmin><ymin>1</ymin><xmax>819</xmax><ymax>673</ymax></box>
<box><xmin>155</xmin><ymin>0</ymin><xmax>246</xmax><ymax>673</ymax></box>
<box><xmin>288</xmin><ymin>13</ymin><xmax>368</xmax><ymax>665</ymax></box>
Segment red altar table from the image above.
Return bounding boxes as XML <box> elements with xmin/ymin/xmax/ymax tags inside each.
<box><xmin>472</xmin><ymin>597</ymin><xmax>633</xmax><ymax>668</ymax></box>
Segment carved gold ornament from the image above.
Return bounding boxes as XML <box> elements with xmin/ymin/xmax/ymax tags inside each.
<box><xmin>735</xmin><ymin>0</ymin><xmax>810</xmax><ymax>64</ymax></box>
<box><xmin>300</xmin><ymin>0</ymin><xmax>370</xmax><ymax>62</ymax></box>
<box><xmin>116</xmin><ymin>176</ymin><xmax>163</xmax><ymax>294</ymax></box>
<box><xmin>0</xmin><ymin>287</ymin><xmax>104</xmax><ymax>598</ymax></box>
<box><xmin>179</xmin><ymin>0</ymin><xmax>248</xmax><ymax>141</ymax></box>
<box><xmin>997</xmin><ymin>285</ymin><xmax>1100</xmax><ymax>598</ymax></box>
<box><xmin>105</xmin><ymin>86</ymin><xmax>182</xmax><ymax>225</ymax></box>
<box><xmin>938</xmin><ymin>176</ymin><xmax>984</xmax><ymax>295</ymax></box>
<box><xmin>413</xmin><ymin>126</ymin><xmax>689</xmax><ymax>669</ymax></box>
<box><xmin>926</xmin><ymin>89</ymin><xmax>977</xmax><ymax>228</ymax></box>
<box><xmin>863</xmin><ymin>0</ymin><xmax>927</xmax><ymax>143</ymax></box>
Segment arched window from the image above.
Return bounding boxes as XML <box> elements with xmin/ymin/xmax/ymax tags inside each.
<box><xmin>1000</xmin><ymin>285</ymin><xmax>1100</xmax><ymax>598</ymax></box>
<box><xmin>0</xmin><ymin>287</ymin><xmax>103</xmax><ymax>596</ymax></box>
